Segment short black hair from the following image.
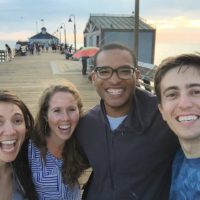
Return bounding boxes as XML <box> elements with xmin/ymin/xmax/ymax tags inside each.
<box><xmin>94</xmin><ymin>42</ymin><xmax>137</xmax><ymax>67</ymax></box>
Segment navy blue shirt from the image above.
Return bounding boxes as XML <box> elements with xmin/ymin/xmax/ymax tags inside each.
<box><xmin>170</xmin><ymin>150</ymin><xmax>200</xmax><ymax>200</ymax></box>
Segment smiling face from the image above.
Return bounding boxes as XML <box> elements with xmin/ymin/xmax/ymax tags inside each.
<box><xmin>158</xmin><ymin>66</ymin><xmax>200</xmax><ymax>142</ymax></box>
<box><xmin>0</xmin><ymin>102</ymin><xmax>26</xmax><ymax>164</ymax></box>
<box><xmin>47</xmin><ymin>91</ymin><xmax>80</xmax><ymax>145</ymax></box>
<box><xmin>92</xmin><ymin>49</ymin><xmax>139</xmax><ymax>117</ymax></box>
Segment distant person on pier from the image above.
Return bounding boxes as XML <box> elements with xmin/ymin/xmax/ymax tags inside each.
<box><xmin>15</xmin><ymin>42</ymin><xmax>21</xmax><ymax>56</ymax></box>
<box><xmin>5</xmin><ymin>44</ymin><xmax>12</xmax><ymax>61</ymax></box>
<box><xmin>69</xmin><ymin>44</ymin><xmax>73</xmax><ymax>53</ymax></box>
<box><xmin>52</xmin><ymin>43</ymin><xmax>57</xmax><ymax>53</ymax></box>
<box><xmin>45</xmin><ymin>43</ymin><xmax>49</xmax><ymax>52</ymax></box>
<box><xmin>29</xmin><ymin>42</ymin><xmax>34</xmax><ymax>55</ymax></box>
<box><xmin>81</xmin><ymin>56</ymin><xmax>89</xmax><ymax>75</ymax></box>
<box><xmin>35</xmin><ymin>43</ymin><xmax>40</xmax><ymax>55</ymax></box>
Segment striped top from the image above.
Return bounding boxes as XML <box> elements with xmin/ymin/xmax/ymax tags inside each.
<box><xmin>28</xmin><ymin>140</ymin><xmax>81</xmax><ymax>200</ymax></box>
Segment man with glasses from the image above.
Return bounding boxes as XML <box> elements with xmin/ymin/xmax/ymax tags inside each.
<box><xmin>76</xmin><ymin>43</ymin><xmax>179</xmax><ymax>200</ymax></box>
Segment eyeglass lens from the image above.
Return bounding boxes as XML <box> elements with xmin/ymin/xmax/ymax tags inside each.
<box><xmin>96</xmin><ymin>66</ymin><xmax>135</xmax><ymax>80</ymax></box>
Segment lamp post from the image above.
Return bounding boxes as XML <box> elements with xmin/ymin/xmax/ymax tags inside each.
<box><xmin>134</xmin><ymin>0</ymin><xmax>139</xmax><ymax>63</ymax></box>
<box><xmin>68</xmin><ymin>14</ymin><xmax>77</xmax><ymax>51</ymax></box>
<box><xmin>60</xmin><ymin>23</ymin><xmax>67</xmax><ymax>47</ymax></box>
<box><xmin>57</xmin><ymin>29</ymin><xmax>61</xmax><ymax>45</ymax></box>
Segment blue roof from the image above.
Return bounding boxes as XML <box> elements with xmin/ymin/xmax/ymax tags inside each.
<box><xmin>30</xmin><ymin>27</ymin><xmax>57</xmax><ymax>39</ymax></box>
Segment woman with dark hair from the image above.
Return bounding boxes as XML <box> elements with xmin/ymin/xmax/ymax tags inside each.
<box><xmin>0</xmin><ymin>90</ymin><xmax>37</xmax><ymax>200</ymax></box>
<box><xmin>28</xmin><ymin>83</ymin><xmax>89</xmax><ymax>200</ymax></box>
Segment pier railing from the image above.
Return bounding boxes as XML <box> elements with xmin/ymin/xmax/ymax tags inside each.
<box><xmin>137</xmin><ymin>63</ymin><xmax>155</xmax><ymax>93</ymax></box>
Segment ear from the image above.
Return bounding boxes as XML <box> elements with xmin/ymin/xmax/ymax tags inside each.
<box><xmin>158</xmin><ymin>104</ymin><xmax>166</xmax><ymax>121</ymax></box>
<box><xmin>91</xmin><ymin>71</ymin><xmax>97</xmax><ymax>83</ymax></box>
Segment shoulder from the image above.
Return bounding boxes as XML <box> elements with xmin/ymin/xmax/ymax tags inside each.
<box><xmin>135</xmin><ymin>87</ymin><xmax>157</xmax><ymax>104</ymax></box>
<box><xmin>81</xmin><ymin>104</ymin><xmax>101</xmax><ymax>121</ymax></box>
<box><xmin>76</xmin><ymin>104</ymin><xmax>102</xmax><ymax>138</ymax></box>
<box><xmin>134</xmin><ymin>88</ymin><xmax>159</xmax><ymax>122</ymax></box>
<box><xmin>174</xmin><ymin>150</ymin><xmax>185</xmax><ymax>163</ymax></box>
<box><xmin>28</xmin><ymin>139</ymin><xmax>42</xmax><ymax>159</ymax></box>
<box><xmin>172</xmin><ymin>150</ymin><xmax>185</xmax><ymax>173</ymax></box>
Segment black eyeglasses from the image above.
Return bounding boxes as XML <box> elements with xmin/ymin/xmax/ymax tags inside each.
<box><xmin>94</xmin><ymin>65</ymin><xmax>136</xmax><ymax>80</ymax></box>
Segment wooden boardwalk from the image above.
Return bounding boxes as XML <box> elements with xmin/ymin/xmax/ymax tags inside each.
<box><xmin>0</xmin><ymin>51</ymin><xmax>97</xmax><ymax>185</ymax></box>
<box><xmin>0</xmin><ymin>51</ymin><xmax>99</xmax><ymax>116</ymax></box>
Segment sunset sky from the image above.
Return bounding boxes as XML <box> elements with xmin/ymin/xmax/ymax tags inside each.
<box><xmin>0</xmin><ymin>0</ymin><xmax>199</xmax><ymax>64</ymax></box>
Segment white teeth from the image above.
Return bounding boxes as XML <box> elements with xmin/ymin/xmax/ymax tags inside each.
<box><xmin>1</xmin><ymin>140</ymin><xmax>16</xmax><ymax>145</ymax></box>
<box><xmin>59</xmin><ymin>125</ymin><xmax>70</xmax><ymax>129</ymax></box>
<box><xmin>0</xmin><ymin>140</ymin><xmax>16</xmax><ymax>153</ymax></box>
<box><xmin>107</xmin><ymin>89</ymin><xmax>123</xmax><ymax>95</ymax></box>
<box><xmin>178</xmin><ymin>115</ymin><xmax>198</xmax><ymax>122</ymax></box>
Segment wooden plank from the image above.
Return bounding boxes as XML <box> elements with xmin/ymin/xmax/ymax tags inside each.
<box><xmin>0</xmin><ymin>52</ymin><xmax>99</xmax><ymax>116</ymax></box>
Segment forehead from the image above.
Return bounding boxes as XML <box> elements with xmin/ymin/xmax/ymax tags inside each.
<box><xmin>0</xmin><ymin>102</ymin><xmax>22</xmax><ymax>116</ymax></box>
<box><xmin>49</xmin><ymin>91</ymin><xmax>76</xmax><ymax>105</ymax></box>
<box><xmin>96</xmin><ymin>49</ymin><xmax>133</xmax><ymax>66</ymax></box>
<box><xmin>161</xmin><ymin>66</ymin><xmax>200</xmax><ymax>88</ymax></box>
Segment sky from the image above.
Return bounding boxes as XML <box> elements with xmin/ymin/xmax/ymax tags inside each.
<box><xmin>0</xmin><ymin>0</ymin><xmax>199</xmax><ymax>64</ymax></box>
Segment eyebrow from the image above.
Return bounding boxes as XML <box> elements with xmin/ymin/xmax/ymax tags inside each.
<box><xmin>187</xmin><ymin>83</ymin><xmax>200</xmax><ymax>88</ymax></box>
<box><xmin>50</xmin><ymin>106</ymin><xmax>60</xmax><ymax>110</ymax></box>
<box><xmin>0</xmin><ymin>113</ymin><xmax>23</xmax><ymax>118</ymax></box>
<box><xmin>162</xmin><ymin>83</ymin><xmax>200</xmax><ymax>95</ymax></box>
<box><xmin>162</xmin><ymin>86</ymin><xmax>178</xmax><ymax>95</ymax></box>
<box><xmin>14</xmin><ymin>113</ymin><xmax>24</xmax><ymax>117</ymax></box>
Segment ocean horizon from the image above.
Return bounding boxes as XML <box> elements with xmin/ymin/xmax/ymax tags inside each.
<box><xmin>0</xmin><ymin>40</ymin><xmax>199</xmax><ymax>66</ymax></box>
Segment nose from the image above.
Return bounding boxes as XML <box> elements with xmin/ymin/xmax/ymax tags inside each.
<box><xmin>1</xmin><ymin>122</ymin><xmax>16</xmax><ymax>136</ymax></box>
<box><xmin>109</xmin><ymin>71</ymin><xmax>121</xmax><ymax>83</ymax></box>
<box><xmin>61</xmin><ymin>111</ymin><xmax>71</xmax><ymax>121</ymax></box>
<box><xmin>178</xmin><ymin>94</ymin><xmax>193</xmax><ymax>109</ymax></box>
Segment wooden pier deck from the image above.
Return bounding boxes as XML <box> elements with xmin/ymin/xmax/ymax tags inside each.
<box><xmin>0</xmin><ymin>51</ymin><xmax>98</xmax><ymax>186</ymax></box>
<box><xmin>0</xmin><ymin>51</ymin><xmax>99</xmax><ymax>116</ymax></box>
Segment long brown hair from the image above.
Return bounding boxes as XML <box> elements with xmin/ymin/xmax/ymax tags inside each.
<box><xmin>31</xmin><ymin>84</ymin><xmax>88</xmax><ymax>186</ymax></box>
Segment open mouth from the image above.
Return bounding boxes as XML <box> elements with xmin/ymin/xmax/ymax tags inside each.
<box><xmin>177</xmin><ymin>115</ymin><xmax>199</xmax><ymax>122</ymax></box>
<box><xmin>107</xmin><ymin>88</ymin><xmax>124</xmax><ymax>96</ymax></box>
<box><xmin>0</xmin><ymin>140</ymin><xmax>17</xmax><ymax>152</ymax></box>
<box><xmin>58</xmin><ymin>124</ymin><xmax>70</xmax><ymax>131</ymax></box>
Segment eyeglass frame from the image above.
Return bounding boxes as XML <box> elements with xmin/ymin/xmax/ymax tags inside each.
<box><xmin>94</xmin><ymin>65</ymin><xmax>136</xmax><ymax>80</ymax></box>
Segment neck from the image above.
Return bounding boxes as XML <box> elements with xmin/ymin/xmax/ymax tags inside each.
<box><xmin>179</xmin><ymin>137</ymin><xmax>200</xmax><ymax>159</ymax></box>
<box><xmin>0</xmin><ymin>163</ymin><xmax>12</xmax><ymax>200</ymax></box>
<box><xmin>104</xmin><ymin>99</ymin><xmax>132</xmax><ymax>117</ymax></box>
<box><xmin>47</xmin><ymin>137</ymin><xmax>63</xmax><ymax>158</ymax></box>
<box><xmin>0</xmin><ymin>160</ymin><xmax>6</xmax><ymax>167</ymax></box>
<box><xmin>0</xmin><ymin>162</ymin><xmax>11</xmax><ymax>173</ymax></box>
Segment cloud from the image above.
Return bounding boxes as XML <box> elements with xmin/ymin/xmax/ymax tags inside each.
<box><xmin>0</xmin><ymin>0</ymin><xmax>199</xmax><ymax>46</ymax></box>
<box><xmin>146</xmin><ymin>16</ymin><xmax>200</xmax><ymax>43</ymax></box>
<box><xmin>148</xmin><ymin>16</ymin><xmax>196</xmax><ymax>29</ymax></box>
<box><xmin>0</xmin><ymin>31</ymin><xmax>35</xmax><ymax>41</ymax></box>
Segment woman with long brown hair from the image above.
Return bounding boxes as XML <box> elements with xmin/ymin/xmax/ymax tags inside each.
<box><xmin>28</xmin><ymin>84</ymin><xmax>89</xmax><ymax>199</ymax></box>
